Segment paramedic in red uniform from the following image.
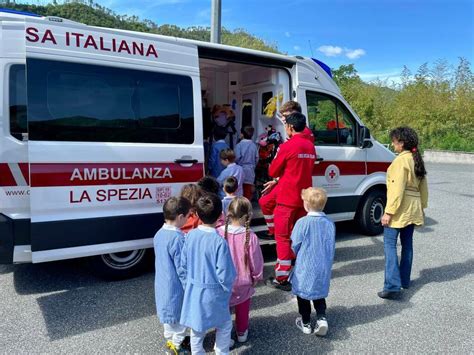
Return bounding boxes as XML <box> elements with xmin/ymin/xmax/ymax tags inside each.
<box><xmin>265</xmin><ymin>112</ymin><xmax>316</xmax><ymax>290</ymax></box>
<box><xmin>259</xmin><ymin>101</ymin><xmax>314</xmax><ymax>239</ymax></box>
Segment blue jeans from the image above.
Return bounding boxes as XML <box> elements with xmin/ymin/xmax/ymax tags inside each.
<box><xmin>383</xmin><ymin>224</ymin><xmax>415</xmax><ymax>292</ymax></box>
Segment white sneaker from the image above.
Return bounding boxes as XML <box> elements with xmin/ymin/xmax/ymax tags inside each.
<box><xmin>237</xmin><ymin>329</ymin><xmax>248</xmax><ymax>343</ymax></box>
<box><xmin>213</xmin><ymin>338</ymin><xmax>235</xmax><ymax>351</ymax></box>
<box><xmin>314</xmin><ymin>317</ymin><xmax>328</xmax><ymax>336</ymax></box>
<box><xmin>295</xmin><ymin>317</ymin><xmax>312</xmax><ymax>334</ymax></box>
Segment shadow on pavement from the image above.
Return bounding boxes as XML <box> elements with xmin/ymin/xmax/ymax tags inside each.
<box><xmin>416</xmin><ymin>216</ymin><xmax>438</xmax><ymax>234</ymax></box>
<box><xmin>36</xmin><ymin>272</ymin><xmax>156</xmax><ymax>341</ymax></box>
<box><xmin>238</xmin><ymin>258</ymin><xmax>474</xmax><ymax>354</ymax></box>
<box><xmin>13</xmin><ymin>258</ymin><xmax>103</xmax><ymax>295</ymax></box>
<box><xmin>401</xmin><ymin>258</ymin><xmax>474</xmax><ymax>300</ymax></box>
<box><xmin>0</xmin><ymin>264</ymin><xmax>15</xmax><ymax>275</ymax></box>
<box><xmin>332</xmin><ymin>258</ymin><xmax>385</xmax><ymax>278</ymax></box>
<box><xmin>12</xmin><ymin>257</ymin><xmax>156</xmax><ymax>341</ymax></box>
<box><xmin>334</xmin><ymin>237</ymin><xmax>383</xmax><ymax>264</ymax></box>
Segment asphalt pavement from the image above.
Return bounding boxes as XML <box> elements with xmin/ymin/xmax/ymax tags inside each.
<box><xmin>0</xmin><ymin>163</ymin><xmax>473</xmax><ymax>354</ymax></box>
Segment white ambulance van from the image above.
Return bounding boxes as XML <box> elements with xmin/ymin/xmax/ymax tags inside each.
<box><xmin>0</xmin><ymin>9</ymin><xmax>394</xmax><ymax>278</ymax></box>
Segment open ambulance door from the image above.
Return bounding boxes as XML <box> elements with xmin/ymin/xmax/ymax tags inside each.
<box><xmin>25</xmin><ymin>18</ymin><xmax>204</xmax><ymax>277</ymax></box>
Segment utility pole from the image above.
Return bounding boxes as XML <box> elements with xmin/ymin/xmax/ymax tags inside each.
<box><xmin>210</xmin><ymin>0</ymin><xmax>221</xmax><ymax>43</ymax></box>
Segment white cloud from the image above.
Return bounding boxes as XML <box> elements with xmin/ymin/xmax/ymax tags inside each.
<box><xmin>317</xmin><ymin>45</ymin><xmax>366</xmax><ymax>60</ymax></box>
<box><xmin>293</xmin><ymin>45</ymin><xmax>301</xmax><ymax>51</ymax></box>
<box><xmin>317</xmin><ymin>45</ymin><xmax>343</xmax><ymax>57</ymax></box>
<box><xmin>285</xmin><ymin>31</ymin><xmax>291</xmax><ymax>38</ymax></box>
<box><xmin>345</xmin><ymin>48</ymin><xmax>366</xmax><ymax>59</ymax></box>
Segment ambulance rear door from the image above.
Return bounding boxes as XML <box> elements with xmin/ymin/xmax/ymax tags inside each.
<box><xmin>25</xmin><ymin>18</ymin><xmax>203</xmax><ymax>262</ymax></box>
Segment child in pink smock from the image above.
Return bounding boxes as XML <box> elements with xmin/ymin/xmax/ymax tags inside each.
<box><xmin>217</xmin><ymin>197</ymin><xmax>264</xmax><ymax>343</ymax></box>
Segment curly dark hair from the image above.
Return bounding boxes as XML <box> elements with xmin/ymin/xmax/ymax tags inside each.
<box><xmin>389</xmin><ymin>126</ymin><xmax>427</xmax><ymax>179</ymax></box>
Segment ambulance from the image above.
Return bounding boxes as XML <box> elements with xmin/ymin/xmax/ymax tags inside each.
<box><xmin>0</xmin><ymin>9</ymin><xmax>394</xmax><ymax>278</ymax></box>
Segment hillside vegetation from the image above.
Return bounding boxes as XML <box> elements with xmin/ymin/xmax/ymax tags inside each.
<box><xmin>333</xmin><ymin>62</ymin><xmax>474</xmax><ymax>151</ymax></box>
<box><xmin>4</xmin><ymin>1</ymin><xmax>474</xmax><ymax>151</ymax></box>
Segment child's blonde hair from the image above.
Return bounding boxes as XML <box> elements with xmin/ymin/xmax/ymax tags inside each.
<box><xmin>301</xmin><ymin>187</ymin><xmax>328</xmax><ymax>211</ymax></box>
<box><xmin>224</xmin><ymin>197</ymin><xmax>253</xmax><ymax>269</ymax></box>
<box><xmin>179</xmin><ymin>184</ymin><xmax>202</xmax><ymax>210</ymax></box>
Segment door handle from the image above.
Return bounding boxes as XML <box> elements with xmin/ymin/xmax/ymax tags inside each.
<box><xmin>174</xmin><ymin>159</ymin><xmax>198</xmax><ymax>164</ymax></box>
<box><xmin>315</xmin><ymin>156</ymin><xmax>324</xmax><ymax>162</ymax></box>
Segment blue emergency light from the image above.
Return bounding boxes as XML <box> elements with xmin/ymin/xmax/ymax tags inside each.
<box><xmin>311</xmin><ymin>58</ymin><xmax>333</xmax><ymax>78</ymax></box>
<box><xmin>0</xmin><ymin>8</ymin><xmax>41</xmax><ymax>17</ymax></box>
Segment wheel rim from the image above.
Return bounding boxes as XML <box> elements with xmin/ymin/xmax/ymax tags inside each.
<box><xmin>101</xmin><ymin>249</ymin><xmax>146</xmax><ymax>270</ymax></box>
<box><xmin>370</xmin><ymin>198</ymin><xmax>384</xmax><ymax>224</ymax></box>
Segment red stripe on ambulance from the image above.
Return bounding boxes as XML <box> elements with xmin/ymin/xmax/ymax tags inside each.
<box><xmin>313</xmin><ymin>161</ymin><xmax>366</xmax><ymax>176</ymax></box>
<box><xmin>312</xmin><ymin>161</ymin><xmax>390</xmax><ymax>176</ymax></box>
<box><xmin>366</xmin><ymin>162</ymin><xmax>391</xmax><ymax>174</ymax></box>
<box><xmin>30</xmin><ymin>162</ymin><xmax>204</xmax><ymax>187</ymax></box>
<box><xmin>0</xmin><ymin>163</ymin><xmax>16</xmax><ymax>186</ymax></box>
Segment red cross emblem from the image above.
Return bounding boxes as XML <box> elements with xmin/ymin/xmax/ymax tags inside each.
<box><xmin>325</xmin><ymin>164</ymin><xmax>340</xmax><ymax>183</ymax></box>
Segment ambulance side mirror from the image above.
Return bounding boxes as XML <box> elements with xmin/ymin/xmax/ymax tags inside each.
<box><xmin>359</xmin><ymin>127</ymin><xmax>373</xmax><ymax>149</ymax></box>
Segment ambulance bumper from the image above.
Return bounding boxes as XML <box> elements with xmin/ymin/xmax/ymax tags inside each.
<box><xmin>0</xmin><ymin>214</ymin><xmax>30</xmax><ymax>264</ymax></box>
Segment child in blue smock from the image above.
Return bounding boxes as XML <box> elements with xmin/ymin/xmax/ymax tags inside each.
<box><xmin>180</xmin><ymin>193</ymin><xmax>237</xmax><ymax>354</ymax></box>
<box><xmin>217</xmin><ymin>149</ymin><xmax>244</xmax><ymax>198</ymax></box>
<box><xmin>235</xmin><ymin>126</ymin><xmax>258</xmax><ymax>200</ymax></box>
<box><xmin>290</xmin><ymin>187</ymin><xmax>335</xmax><ymax>336</ymax></box>
<box><xmin>153</xmin><ymin>197</ymin><xmax>192</xmax><ymax>353</ymax></box>
<box><xmin>209</xmin><ymin>126</ymin><xmax>230</xmax><ymax>178</ymax></box>
<box><xmin>222</xmin><ymin>176</ymin><xmax>238</xmax><ymax>216</ymax></box>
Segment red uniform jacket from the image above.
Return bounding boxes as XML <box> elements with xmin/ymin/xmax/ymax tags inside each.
<box><xmin>302</xmin><ymin>126</ymin><xmax>315</xmax><ymax>144</ymax></box>
<box><xmin>269</xmin><ymin>134</ymin><xmax>316</xmax><ymax>207</ymax></box>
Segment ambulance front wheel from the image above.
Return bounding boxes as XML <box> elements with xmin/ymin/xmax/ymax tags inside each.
<box><xmin>89</xmin><ymin>248</ymin><xmax>152</xmax><ymax>280</ymax></box>
<box><xmin>356</xmin><ymin>189</ymin><xmax>386</xmax><ymax>236</ymax></box>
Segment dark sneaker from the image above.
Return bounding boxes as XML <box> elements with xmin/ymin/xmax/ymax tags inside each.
<box><xmin>314</xmin><ymin>317</ymin><xmax>328</xmax><ymax>336</ymax></box>
<box><xmin>180</xmin><ymin>336</ymin><xmax>191</xmax><ymax>351</ymax></box>
<box><xmin>295</xmin><ymin>317</ymin><xmax>312</xmax><ymax>334</ymax></box>
<box><xmin>377</xmin><ymin>290</ymin><xmax>400</xmax><ymax>299</ymax></box>
<box><xmin>265</xmin><ymin>277</ymin><xmax>292</xmax><ymax>291</ymax></box>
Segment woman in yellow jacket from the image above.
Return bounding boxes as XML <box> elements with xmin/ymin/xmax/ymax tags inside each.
<box><xmin>378</xmin><ymin>127</ymin><xmax>428</xmax><ymax>299</ymax></box>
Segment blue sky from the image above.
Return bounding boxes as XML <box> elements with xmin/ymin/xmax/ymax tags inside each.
<box><xmin>33</xmin><ymin>0</ymin><xmax>474</xmax><ymax>83</ymax></box>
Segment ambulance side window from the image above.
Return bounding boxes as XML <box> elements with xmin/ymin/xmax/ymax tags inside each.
<box><xmin>306</xmin><ymin>91</ymin><xmax>357</xmax><ymax>146</ymax></box>
<box><xmin>27</xmin><ymin>59</ymin><xmax>194</xmax><ymax>144</ymax></box>
<box><xmin>9</xmin><ymin>65</ymin><xmax>27</xmax><ymax>141</ymax></box>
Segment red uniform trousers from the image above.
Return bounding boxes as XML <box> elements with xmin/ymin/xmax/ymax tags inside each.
<box><xmin>243</xmin><ymin>183</ymin><xmax>254</xmax><ymax>201</ymax></box>
<box><xmin>258</xmin><ymin>185</ymin><xmax>279</xmax><ymax>235</ymax></box>
<box><xmin>274</xmin><ymin>204</ymin><xmax>306</xmax><ymax>282</ymax></box>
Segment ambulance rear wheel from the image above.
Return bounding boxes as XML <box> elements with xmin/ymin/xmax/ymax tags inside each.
<box><xmin>356</xmin><ymin>189</ymin><xmax>386</xmax><ymax>236</ymax></box>
<box><xmin>90</xmin><ymin>248</ymin><xmax>152</xmax><ymax>280</ymax></box>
